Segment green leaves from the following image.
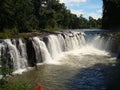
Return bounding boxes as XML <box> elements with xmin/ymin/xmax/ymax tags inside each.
<box><xmin>0</xmin><ymin>0</ymin><xmax>102</xmax><ymax>33</ymax></box>
<box><xmin>0</xmin><ymin>47</ymin><xmax>13</xmax><ymax>79</ymax></box>
<box><xmin>102</xmin><ymin>0</ymin><xmax>120</xmax><ymax>29</ymax></box>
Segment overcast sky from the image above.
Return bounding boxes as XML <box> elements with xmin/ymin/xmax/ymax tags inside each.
<box><xmin>59</xmin><ymin>0</ymin><xmax>103</xmax><ymax>19</ymax></box>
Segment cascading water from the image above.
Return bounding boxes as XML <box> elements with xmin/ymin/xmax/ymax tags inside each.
<box><xmin>5</xmin><ymin>39</ymin><xmax>23</xmax><ymax>70</ymax></box>
<box><xmin>46</xmin><ymin>35</ymin><xmax>62</xmax><ymax>59</ymax></box>
<box><xmin>17</xmin><ymin>39</ymin><xmax>28</xmax><ymax>68</ymax></box>
<box><xmin>87</xmin><ymin>33</ymin><xmax>112</xmax><ymax>51</ymax></box>
<box><xmin>0</xmin><ymin>31</ymin><xmax>113</xmax><ymax>74</ymax></box>
<box><xmin>3</xmin><ymin>39</ymin><xmax>28</xmax><ymax>74</ymax></box>
<box><xmin>32</xmin><ymin>37</ymin><xmax>52</xmax><ymax>64</ymax></box>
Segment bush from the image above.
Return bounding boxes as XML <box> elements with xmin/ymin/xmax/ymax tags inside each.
<box><xmin>0</xmin><ymin>80</ymin><xmax>28</xmax><ymax>90</ymax></box>
<box><xmin>0</xmin><ymin>47</ymin><xmax>13</xmax><ymax>89</ymax></box>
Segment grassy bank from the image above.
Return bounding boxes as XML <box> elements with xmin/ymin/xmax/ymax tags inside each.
<box><xmin>0</xmin><ymin>29</ymin><xmax>42</xmax><ymax>39</ymax></box>
<box><xmin>0</xmin><ymin>28</ymin><xmax>64</xmax><ymax>39</ymax></box>
<box><xmin>0</xmin><ymin>79</ymin><xmax>29</xmax><ymax>90</ymax></box>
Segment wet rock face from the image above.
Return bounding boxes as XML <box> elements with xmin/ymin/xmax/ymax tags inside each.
<box><xmin>61</xmin><ymin>33</ymin><xmax>66</xmax><ymax>39</ymax></box>
<box><xmin>43</xmin><ymin>36</ymin><xmax>49</xmax><ymax>46</ymax></box>
<box><xmin>1</xmin><ymin>45</ymin><xmax>14</xmax><ymax>72</ymax></box>
<box><xmin>25</xmin><ymin>38</ymin><xmax>36</xmax><ymax>67</ymax></box>
<box><xmin>117</xmin><ymin>53</ymin><xmax>120</xmax><ymax>59</ymax></box>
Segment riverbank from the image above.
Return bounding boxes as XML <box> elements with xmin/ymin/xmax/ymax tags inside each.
<box><xmin>0</xmin><ymin>29</ymin><xmax>61</xmax><ymax>39</ymax></box>
<box><xmin>0</xmin><ymin>31</ymin><xmax>40</xmax><ymax>39</ymax></box>
<box><xmin>106</xmin><ymin>57</ymin><xmax>120</xmax><ymax>90</ymax></box>
<box><xmin>4</xmin><ymin>45</ymin><xmax>118</xmax><ymax>90</ymax></box>
<box><xmin>0</xmin><ymin>29</ymin><xmax>120</xmax><ymax>90</ymax></box>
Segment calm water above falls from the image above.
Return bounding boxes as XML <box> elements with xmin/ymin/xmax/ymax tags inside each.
<box><xmin>7</xmin><ymin>30</ymin><xmax>118</xmax><ymax>90</ymax></box>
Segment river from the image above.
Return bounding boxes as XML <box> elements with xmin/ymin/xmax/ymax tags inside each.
<box><xmin>4</xmin><ymin>29</ymin><xmax>120</xmax><ymax>90</ymax></box>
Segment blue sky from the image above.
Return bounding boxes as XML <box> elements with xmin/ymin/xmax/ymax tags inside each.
<box><xmin>59</xmin><ymin>0</ymin><xmax>103</xmax><ymax>19</ymax></box>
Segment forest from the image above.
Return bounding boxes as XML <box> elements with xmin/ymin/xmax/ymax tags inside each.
<box><xmin>102</xmin><ymin>0</ymin><xmax>120</xmax><ymax>29</ymax></box>
<box><xmin>0</xmin><ymin>0</ymin><xmax>120</xmax><ymax>33</ymax></box>
<box><xmin>0</xmin><ymin>0</ymin><xmax>101</xmax><ymax>33</ymax></box>
<box><xmin>0</xmin><ymin>0</ymin><xmax>120</xmax><ymax>89</ymax></box>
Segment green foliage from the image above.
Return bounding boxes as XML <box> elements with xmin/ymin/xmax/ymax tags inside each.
<box><xmin>0</xmin><ymin>79</ymin><xmax>8</xmax><ymax>90</ymax></box>
<box><xmin>0</xmin><ymin>0</ymin><xmax>102</xmax><ymax>35</ymax></box>
<box><xmin>0</xmin><ymin>0</ymin><xmax>34</xmax><ymax>32</ymax></box>
<box><xmin>0</xmin><ymin>33</ymin><xmax>6</xmax><ymax>39</ymax></box>
<box><xmin>0</xmin><ymin>47</ymin><xmax>13</xmax><ymax>79</ymax></box>
<box><xmin>0</xmin><ymin>47</ymin><xmax>13</xmax><ymax>89</ymax></box>
<box><xmin>0</xmin><ymin>80</ymin><xmax>28</xmax><ymax>90</ymax></box>
<box><xmin>8</xmin><ymin>81</ymin><xmax>27</xmax><ymax>90</ymax></box>
<box><xmin>0</xmin><ymin>28</ymin><xmax>18</xmax><ymax>38</ymax></box>
<box><xmin>111</xmin><ymin>33</ymin><xmax>120</xmax><ymax>52</ymax></box>
<box><xmin>102</xmin><ymin>0</ymin><xmax>120</xmax><ymax>29</ymax></box>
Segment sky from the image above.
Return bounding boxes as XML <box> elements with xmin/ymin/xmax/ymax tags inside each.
<box><xmin>59</xmin><ymin>0</ymin><xmax>103</xmax><ymax>19</ymax></box>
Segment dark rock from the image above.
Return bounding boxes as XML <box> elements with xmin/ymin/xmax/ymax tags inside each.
<box><xmin>25</xmin><ymin>38</ymin><xmax>36</xmax><ymax>67</ymax></box>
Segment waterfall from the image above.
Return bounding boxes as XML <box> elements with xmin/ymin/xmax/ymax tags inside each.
<box><xmin>47</xmin><ymin>35</ymin><xmax>62</xmax><ymax>59</ymax></box>
<box><xmin>87</xmin><ymin>34</ymin><xmax>112</xmax><ymax>51</ymax></box>
<box><xmin>17</xmin><ymin>39</ymin><xmax>28</xmax><ymax>69</ymax></box>
<box><xmin>2</xmin><ymin>39</ymin><xmax>28</xmax><ymax>74</ymax></box>
<box><xmin>4</xmin><ymin>39</ymin><xmax>21</xmax><ymax>70</ymax></box>
<box><xmin>0</xmin><ymin>31</ymin><xmax>112</xmax><ymax>74</ymax></box>
<box><xmin>32</xmin><ymin>37</ymin><xmax>52</xmax><ymax>64</ymax></box>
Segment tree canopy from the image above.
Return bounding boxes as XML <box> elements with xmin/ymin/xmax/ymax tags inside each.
<box><xmin>102</xmin><ymin>0</ymin><xmax>120</xmax><ymax>29</ymax></box>
<box><xmin>0</xmin><ymin>0</ymin><xmax>101</xmax><ymax>33</ymax></box>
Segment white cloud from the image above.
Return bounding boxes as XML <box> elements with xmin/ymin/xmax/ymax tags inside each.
<box><xmin>69</xmin><ymin>10</ymin><xmax>102</xmax><ymax>19</ymax></box>
<box><xmin>59</xmin><ymin>0</ymin><xmax>102</xmax><ymax>19</ymax></box>
<box><xmin>70</xmin><ymin>9</ymin><xmax>84</xmax><ymax>16</ymax></box>
<box><xmin>60</xmin><ymin>0</ymin><xmax>87</xmax><ymax>4</ymax></box>
<box><xmin>85</xmin><ymin>13</ymin><xmax>102</xmax><ymax>19</ymax></box>
<box><xmin>97</xmin><ymin>9</ymin><xmax>102</xmax><ymax>13</ymax></box>
<box><xmin>70</xmin><ymin>9</ymin><xmax>102</xmax><ymax>19</ymax></box>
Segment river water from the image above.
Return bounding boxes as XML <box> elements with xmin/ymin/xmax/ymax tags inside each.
<box><xmin>8</xmin><ymin>36</ymin><xmax>118</xmax><ymax>90</ymax></box>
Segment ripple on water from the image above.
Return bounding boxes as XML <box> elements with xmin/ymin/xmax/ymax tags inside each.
<box><xmin>8</xmin><ymin>47</ymin><xmax>117</xmax><ymax>90</ymax></box>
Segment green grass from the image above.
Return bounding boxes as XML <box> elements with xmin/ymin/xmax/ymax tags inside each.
<box><xmin>0</xmin><ymin>29</ymin><xmax>42</xmax><ymax>39</ymax></box>
<box><xmin>0</xmin><ymin>80</ymin><xmax>29</xmax><ymax>90</ymax></box>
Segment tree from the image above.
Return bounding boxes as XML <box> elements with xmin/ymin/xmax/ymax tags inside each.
<box><xmin>79</xmin><ymin>14</ymin><xmax>89</xmax><ymax>28</ymax></box>
<box><xmin>102</xmin><ymin>0</ymin><xmax>120</xmax><ymax>29</ymax></box>
<box><xmin>0</xmin><ymin>0</ymin><xmax>15</xmax><ymax>31</ymax></box>
<box><xmin>0</xmin><ymin>0</ymin><xmax>34</xmax><ymax>32</ymax></box>
<box><xmin>0</xmin><ymin>0</ymin><xmax>102</xmax><ymax>33</ymax></box>
<box><xmin>13</xmin><ymin>0</ymin><xmax>34</xmax><ymax>32</ymax></box>
<box><xmin>89</xmin><ymin>16</ymin><xmax>97</xmax><ymax>28</ymax></box>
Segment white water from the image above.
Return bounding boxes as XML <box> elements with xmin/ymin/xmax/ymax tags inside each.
<box><xmin>5</xmin><ymin>39</ymin><xmax>21</xmax><ymax>71</ymax></box>
<box><xmin>87</xmin><ymin>34</ymin><xmax>112</xmax><ymax>51</ymax></box>
<box><xmin>47</xmin><ymin>35</ymin><xmax>62</xmax><ymax>59</ymax></box>
<box><xmin>3</xmin><ymin>39</ymin><xmax>28</xmax><ymax>74</ymax></box>
<box><xmin>0</xmin><ymin>31</ymin><xmax>112</xmax><ymax>74</ymax></box>
<box><xmin>32</xmin><ymin>37</ymin><xmax>52</xmax><ymax>64</ymax></box>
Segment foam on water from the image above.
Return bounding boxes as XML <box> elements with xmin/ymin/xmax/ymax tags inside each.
<box><xmin>0</xmin><ymin>31</ymin><xmax>113</xmax><ymax>74</ymax></box>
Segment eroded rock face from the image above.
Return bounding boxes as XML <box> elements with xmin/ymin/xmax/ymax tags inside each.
<box><xmin>43</xmin><ymin>36</ymin><xmax>49</xmax><ymax>47</ymax></box>
<box><xmin>25</xmin><ymin>38</ymin><xmax>37</xmax><ymax>67</ymax></box>
<box><xmin>0</xmin><ymin>30</ymin><xmax>116</xmax><ymax>74</ymax></box>
<box><xmin>1</xmin><ymin>45</ymin><xmax>14</xmax><ymax>71</ymax></box>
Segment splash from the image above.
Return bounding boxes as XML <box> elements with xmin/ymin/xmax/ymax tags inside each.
<box><xmin>0</xmin><ymin>31</ymin><xmax>112</xmax><ymax>74</ymax></box>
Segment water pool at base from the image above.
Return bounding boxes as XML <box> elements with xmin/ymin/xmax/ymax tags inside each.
<box><xmin>8</xmin><ymin>46</ymin><xmax>118</xmax><ymax>90</ymax></box>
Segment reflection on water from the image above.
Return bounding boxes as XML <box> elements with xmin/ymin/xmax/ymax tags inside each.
<box><xmin>8</xmin><ymin>46</ymin><xmax>117</xmax><ymax>90</ymax></box>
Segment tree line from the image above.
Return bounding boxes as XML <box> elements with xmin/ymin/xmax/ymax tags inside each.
<box><xmin>0</xmin><ymin>0</ymin><xmax>101</xmax><ymax>33</ymax></box>
<box><xmin>102</xmin><ymin>0</ymin><xmax>120</xmax><ymax>29</ymax></box>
